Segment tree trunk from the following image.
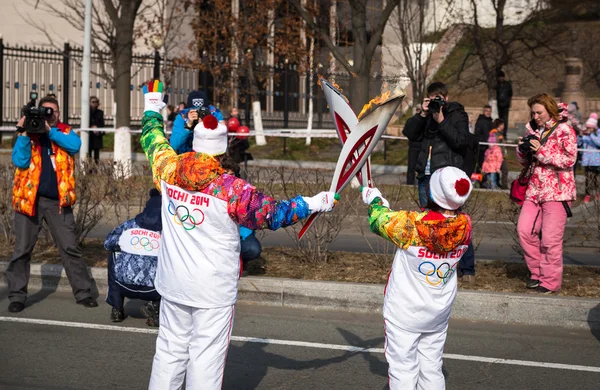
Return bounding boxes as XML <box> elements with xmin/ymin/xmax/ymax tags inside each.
<box><xmin>246</xmin><ymin>60</ymin><xmax>266</xmax><ymax>145</ymax></box>
<box><xmin>349</xmin><ymin>72</ymin><xmax>371</xmax><ymax>114</ymax></box>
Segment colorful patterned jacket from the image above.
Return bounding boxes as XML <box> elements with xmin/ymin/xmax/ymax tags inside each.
<box><xmin>578</xmin><ymin>132</ymin><xmax>600</xmax><ymax>167</ymax></box>
<box><xmin>140</xmin><ymin>111</ymin><xmax>311</xmax><ymax>308</ymax></box>
<box><xmin>12</xmin><ymin>123</ymin><xmax>79</xmax><ymax>216</ymax></box>
<box><xmin>368</xmin><ymin>198</ymin><xmax>471</xmax><ymax>333</ymax></box>
<box><xmin>516</xmin><ymin>120</ymin><xmax>577</xmax><ymax>203</ymax></box>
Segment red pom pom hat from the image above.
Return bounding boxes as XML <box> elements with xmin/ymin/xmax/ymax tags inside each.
<box><xmin>429</xmin><ymin>167</ymin><xmax>473</xmax><ymax>210</ymax></box>
<box><xmin>192</xmin><ymin>114</ymin><xmax>228</xmax><ymax>155</ymax></box>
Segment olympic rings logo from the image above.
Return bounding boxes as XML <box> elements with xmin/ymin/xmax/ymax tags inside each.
<box><xmin>418</xmin><ymin>261</ymin><xmax>456</xmax><ymax>286</ymax></box>
<box><xmin>168</xmin><ymin>201</ymin><xmax>205</xmax><ymax>230</ymax></box>
<box><xmin>130</xmin><ymin>236</ymin><xmax>160</xmax><ymax>252</ymax></box>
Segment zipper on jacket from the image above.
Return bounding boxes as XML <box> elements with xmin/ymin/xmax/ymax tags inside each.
<box><xmin>555</xmin><ymin>171</ymin><xmax>562</xmax><ymax>192</ymax></box>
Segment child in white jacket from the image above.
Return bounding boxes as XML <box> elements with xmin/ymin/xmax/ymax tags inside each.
<box><xmin>362</xmin><ymin>167</ymin><xmax>473</xmax><ymax>390</ymax></box>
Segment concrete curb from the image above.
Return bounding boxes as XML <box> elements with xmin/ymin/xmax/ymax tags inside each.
<box><xmin>1</xmin><ymin>261</ymin><xmax>598</xmax><ymax>330</ymax></box>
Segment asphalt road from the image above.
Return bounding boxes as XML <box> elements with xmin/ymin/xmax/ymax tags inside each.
<box><xmin>0</xmin><ymin>289</ymin><xmax>599</xmax><ymax>390</ymax></box>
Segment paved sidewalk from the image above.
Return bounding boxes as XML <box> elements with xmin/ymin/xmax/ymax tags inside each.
<box><xmin>1</xmin><ymin>261</ymin><xmax>598</xmax><ymax>331</ymax></box>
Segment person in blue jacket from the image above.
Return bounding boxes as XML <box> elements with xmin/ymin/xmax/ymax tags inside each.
<box><xmin>104</xmin><ymin>189</ymin><xmax>162</xmax><ymax>326</ymax></box>
<box><xmin>170</xmin><ymin>90</ymin><xmax>225</xmax><ymax>153</ymax></box>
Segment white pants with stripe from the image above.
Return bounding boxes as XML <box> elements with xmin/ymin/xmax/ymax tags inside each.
<box><xmin>149</xmin><ymin>299</ymin><xmax>235</xmax><ymax>390</ymax></box>
<box><xmin>384</xmin><ymin>319</ymin><xmax>447</xmax><ymax>390</ymax></box>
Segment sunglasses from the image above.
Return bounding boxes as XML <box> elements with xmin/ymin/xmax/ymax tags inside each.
<box><xmin>91</xmin><ymin>100</ymin><xmax>99</xmax><ymax>104</ymax></box>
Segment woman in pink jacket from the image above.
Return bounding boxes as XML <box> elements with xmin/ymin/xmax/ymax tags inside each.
<box><xmin>516</xmin><ymin>93</ymin><xmax>577</xmax><ymax>294</ymax></box>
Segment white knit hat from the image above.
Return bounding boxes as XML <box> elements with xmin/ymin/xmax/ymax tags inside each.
<box><xmin>429</xmin><ymin>167</ymin><xmax>473</xmax><ymax>210</ymax></box>
<box><xmin>192</xmin><ymin>115</ymin><xmax>228</xmax><ymax>155</ymax></box>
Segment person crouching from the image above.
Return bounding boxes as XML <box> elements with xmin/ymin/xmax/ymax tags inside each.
<box><xmin>362</xmin><ymin>167</ymin><xmax>473</xmax><ymax>390</ymax></box>
<box><xmin>104</xmin><ymin>189</ymin><xmax>162</xmax><ymax>326</ymax></box>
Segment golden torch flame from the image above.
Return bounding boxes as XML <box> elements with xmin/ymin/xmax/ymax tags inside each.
<box><xmin>357</xmin><ymin>90</ymin><xmax>392</xmax><ymax>120</ymax></box>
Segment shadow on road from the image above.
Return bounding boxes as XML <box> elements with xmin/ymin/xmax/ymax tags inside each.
<box><xmin>223</xmin><ymin>339</ymin><xmax>359</xmax><ymax>390</ymax></box>
<box><xmin>588</xmin><ymin>302</ymin><xmax>600</xmax><ymax>344</ymax></box>
<box><xmin>27</xmin><ymin>264</ymin><xmax>99</xmax><ymax>307</ymax></box>
<box><xmin>26</xmin><ymin>264</ymin><xmax>61</xmax><ymax>307</ymax></box>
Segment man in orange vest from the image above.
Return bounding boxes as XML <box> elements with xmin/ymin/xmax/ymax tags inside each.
<box><xmin>7</xmin><ymin>95</ymin><xmax>97</xmax><ymax>313</ymax></box>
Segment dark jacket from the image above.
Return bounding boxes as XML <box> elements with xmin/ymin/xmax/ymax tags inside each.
<box><xmin>475</xmin><ymin>114</ymin><xmax>493</xmax><ymax>143</ymax></box>
<box><xmin>496</xmin><ymin>81</ymin><xmax>513</xmax><ymax>108</ymax></box>
<box><xmin>228</xmin><ymin>137</ymin><xmax>250</xmax><ymax>164</ymax></box>
<box><xmin>89</xmin><ymin>108</ymin><xmax>105</xmax><ymax>149</ymax></box>
<box><xmin>403</xmin><ymin>102</ymin><xmax>470</xmax><ymax>175</ymax></box>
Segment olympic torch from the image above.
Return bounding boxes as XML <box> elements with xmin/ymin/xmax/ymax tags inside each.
<box><xmin>297</xmin><ymin>81</ymin><xmax>404</xmax><ymax>239</ymax></box>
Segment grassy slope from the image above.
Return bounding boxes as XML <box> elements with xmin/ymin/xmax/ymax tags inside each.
<box><xmin>435</xmin><ymin>20</ymin><xmax>600</xmax><ymax>105</ymax></box>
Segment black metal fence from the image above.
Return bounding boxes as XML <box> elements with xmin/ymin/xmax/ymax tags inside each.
<box><xmin>0</xmin><ymin>39</ymin><xmax>381</xmax><ymax>129</ymax></box>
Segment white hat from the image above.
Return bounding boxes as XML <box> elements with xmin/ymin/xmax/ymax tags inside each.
<box><xmin>192</xmin><ymin>115</ymin><xmax>228</xmax><ymax>156</ymax></box>
<box><xmin>429</xmin><ymin>167</ymin><xmax>472</xmax><ymax>210</ymax></box>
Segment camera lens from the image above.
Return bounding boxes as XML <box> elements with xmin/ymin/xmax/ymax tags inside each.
<box><xmin>30</xmin><ymin>119</ymin><xmax>40</xmax><ymax>129</ymax></box>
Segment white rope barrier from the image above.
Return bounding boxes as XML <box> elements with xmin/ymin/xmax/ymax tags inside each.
<box><xmin>2</xmin><ymin>126</ymin><xmax>600</xmax><ymax>153</ymax></box>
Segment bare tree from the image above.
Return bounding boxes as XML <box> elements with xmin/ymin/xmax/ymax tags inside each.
<box><xmin>291</xmin><ymin>0</ymin><xmax>400</xmax><ymax>113</ymax></box>
<box><xmin>385</xmin><ymin>0</ymin><xmax>453</xmax><ymax>110</ymax></box>
<box><xmin>452</xmin><ymin>0</ymin><xmax>557</xmax><ymax>108</ymax></box>
<box><xmin>24</xmin><ymin>0</ymin><xmax>148</xmax><ymax>128</ymax></box>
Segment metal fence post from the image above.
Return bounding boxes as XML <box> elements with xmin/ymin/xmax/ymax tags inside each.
<box><xmin>63</xmin><ymin>42</ymin><xmax>71</xmax><ymax>124</ymax></box>
<box><xmin>0</xmin><ymin>37</ymin><xmax>4</xmax><ymax>127</ymax></box>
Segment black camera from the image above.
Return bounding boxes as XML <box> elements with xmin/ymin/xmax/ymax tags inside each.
<box><xmin>189</xmin><ymin>106</ymin><xmax>212</xmax><ymax>128</ymax></box>
<box><xmin>428</xmin><ymin>96</ymin><xmax>446</xmax><ymax>114</ymax></box>
<box><xmin>518</xmin><ymin>134</ymin><xmax>538</xmax><ymax>154</ymax></box>
<box><xmin>20</xmin><ymin>92</ymin><xmax>54</xmax><ymax>134</ymax></box>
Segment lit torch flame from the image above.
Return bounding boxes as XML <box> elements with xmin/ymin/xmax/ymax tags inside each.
<box><xmin>357</xmin><ymin>90</ymin><xmax>392</xmax><ymax>120</ymax></box>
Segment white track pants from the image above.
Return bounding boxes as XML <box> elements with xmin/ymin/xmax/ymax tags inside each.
<box><xmin>384</xmin><ymin>319</ymin><xmax>447</xmax><ymax>390</ymax></box>
<box><xmin>149</xmin><ymin>299</ymin><xmax>235</xmax><ymax>390</ymax></box>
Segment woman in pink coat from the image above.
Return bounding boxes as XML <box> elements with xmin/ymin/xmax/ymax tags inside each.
<box><xmin>516</xmin><ymin>94</ymin><xmax>577</xmax><ymax>294</ymax></box>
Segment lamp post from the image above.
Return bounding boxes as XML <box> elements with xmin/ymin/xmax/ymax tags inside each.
<box><xmin>151</xmin><ymin>36</ymin><xmax>163</xmax><ymax>80</ymax></box>
<box><xmin>283</xmin><ymin>59</ymin><xmax>289</xmax><ymax>129</ymax></box>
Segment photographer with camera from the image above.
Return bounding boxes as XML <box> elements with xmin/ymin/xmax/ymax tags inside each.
<box><xmin>403</xmin><ymin>82</ymin><xmax>478</xmax><ymax>283</ymax></box>
<box><xmin>7</xmin><ymin>95</ymin><xmax>97</xmax><ymax>313</ymax></box>
<box><xmin>516</xmin><ymin>94</ymin><xmax>577</xmax><ymax>294</ymax></box>
<box><xmin>169</xmin><ymin>90</ymin><xmax>225</xmax><ymax>153</ymax></box>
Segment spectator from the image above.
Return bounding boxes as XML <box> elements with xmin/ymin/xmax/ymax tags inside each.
<box><xmin>177</xmin><ymin>101</ymin><xmax>186</xmax><ymax>113</ymax></box>
<box><xmin>88</xmin><ymin>96</ymin><xmax>105</xmax><ymax>164</ymax></box>
<box><xmin>468</xmin><ymin>112</ymin><xmax>475</xmax><ymax>134</ymax></box>
<box><xmin>406</xmin><ymin>105</ymin><xmax>422</xmax><ymax>185</ymax></box>
<box><xmin>578</xmin><ymin>113</ymin><xmax>600</xmax><ymax>203</ymax></box>
<box><xmin>169</xmin><ymin>91</ymin><xmax>225</xmax><ymax>153</ymax></box>
<box><xmin>361</xmin><ymin>168</ymin><xmax>472</xmax><ymax>389</ymax></box>
<box><xmin>496</xmin><ymin>70</ymin><xmax>513</xmax><ymax>137</ymax></box>
<box><xmin>568</xmin><ymin>102</ymin><xmax>583</xmax><ymax>130</ymax></box>
<box><xmin>475</xmin><ymin>105</ymin><xmax>493</xmax><ymax>173</ymax></box>
<box><xmin>490</xmin><ymin>119</ymin><xmax>509</xmax><ymax>189</ymax></box>
<box><xmin>403</xmin><ymin>81</ymin><xmax>476</xmax><ymax>283</ymax></box>
<box><xmin>403</xmin><ymin>81</ymin><xmax>470</xmax><ymax>208</ymax></box>
<box><xmin>7</xmin><ymin>95</ymin><xmax>97</xmax><ymax>313</ymax></box>
<box><xmin>517</xmin><ymin>94</ymin><xmax>577</xmax><ymax>294</ymax></box>
<box><xmin>481</xmin><ymin>132</ymin><xmax>503</xmax><ymax>190</ymax></box>
<box><xmin>104</xmin><ymin>189</ymin><xmax>162</xmax><ymax>326</ymax></box>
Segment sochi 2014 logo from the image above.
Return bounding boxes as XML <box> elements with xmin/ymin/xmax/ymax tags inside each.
<box><xmin>418</xmin><ymin>261</ymin><xmax>457</xmax><ymax>286</ymax></box>
<box><xmin>130</xmin><ymin>236</ymin><xmax>160</xmax><ymax>252</ymax></box>
<box><xmin>168</xmin><ymin>201</ymin><xmax>205</xmax><ymax>230</ymax></box>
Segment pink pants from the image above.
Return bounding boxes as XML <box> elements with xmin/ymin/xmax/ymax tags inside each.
<box><xmin>517</xmin><ymin>201</ymin><xmax>568</xmax><ymax>291</ymax></box>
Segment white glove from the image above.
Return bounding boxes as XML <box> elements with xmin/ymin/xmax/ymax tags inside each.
<box><xmin>143</xmin><ymin>80</ymin><xmax>167</xmax><ymax>114</ymax></box>
<box><xmin>361</xmin><ymin>187</ymin><xmax>389</xmax><ymax>208</ymax></box>
<box><xmin>302</xmin><ymin>191</ymin><xmax>340</xmax><ymax>213</ymax></box>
